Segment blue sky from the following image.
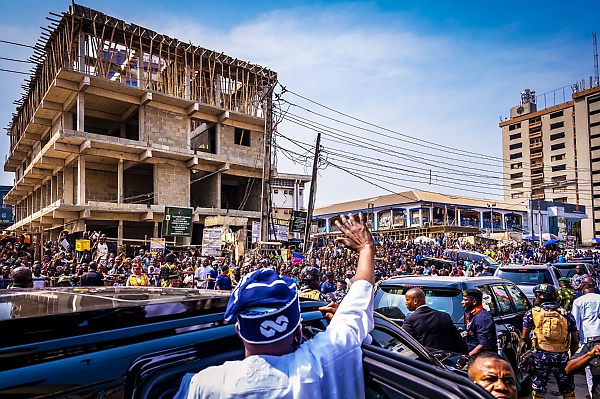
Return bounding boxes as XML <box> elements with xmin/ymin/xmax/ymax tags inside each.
<box><xmin>0</xmin><ymin>1</ymin><xmax>598</xmax><ymax>206</ymax></box>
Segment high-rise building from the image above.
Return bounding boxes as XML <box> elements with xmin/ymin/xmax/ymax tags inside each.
<box><xmin>2</xmin><ymin>5</ymin><xmax>277</xmax><ymax>252</ymax></box>
<box><xmin>500</xmin><ymin>83</ymin><xmax>600</xmax><ymax>241</ymax></box>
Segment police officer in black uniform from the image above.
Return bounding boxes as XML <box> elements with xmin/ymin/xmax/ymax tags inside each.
<box><xmin>461</xmin><ymin>288</ymin><xmax>497</xmax><ymax>357</ymax></box>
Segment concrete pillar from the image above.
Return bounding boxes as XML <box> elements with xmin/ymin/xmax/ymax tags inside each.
<box><xmin>77</xmin><ymin>92</ymin><xmax>85</xmax><ymax>131</ymax></box>
<box><xmin>419</xmin><ymin>209</ymin><xmax>423</xmax><ymax>226</ymax></box>
<box><xmin>456</xmin><ymin>209</ymin><xmax>461</xmax><ymax>226</ymax></box>
<box><xmin>120</xmin><ymin>123</ymin><xmax>126</xmax><ymax>138</ymax></box>
<box><xmin>325</xmin><ymin>218</ymin><xmax>330</xmax><ymax>233</ymax></box>
<box><xmin>184</xmin><ymin>65</ymin><xmax>191</xmax><ymax>100</ymax></box>
<box><xmin>139</xmin><ymin>106</ymin><xmax>145</xmax><ymax>143</ymax></box>
<box><xmin>215</xmin><ymin>74</ymin><xmax>222</xmax><ymax>107</ymax></box>
<box><xmin>137</xmin><ymin>51</ymin><xmax>145</xmax><ymax>89</ymax></box>
<box><xmin>153</xmin><ymin>222</ymin><xmax>159</xmax><ymax>238</ymax></box>
<box><xmin>216</xmin><ymin>172</ymin><xmax>222</xmax><ymax>209</ymax></box>
<box><xmin>77</xmin><ymin>155</ymin><xmax>86</xmax><ymax>205</ymax></box>
<box><xmin>215</xmin><ymin>122</ymin><xmax>221</xmax><ymax>155</ymax></box>
<box><xmin>480</xmin><ymin>211</ymin><xmax>485</xmax><ymax>229</ymax></box>
<box><xmin>118</xmin><ymin>220</ymin><xmax>124</xmax><ymax>246</ymax></box>
<box><xmin>78</xmin><ymin>31</ymin><xmax>86</xmax><ymax>73</ymax></box>
<box><xmin>117</xmin><ymin>159</ymin><xmax>124</xmax><ymax>204</ymax></box>
<box><xmin>373</xmin><ymin>211</ymin><xmax>379</xmax><ymax>231</ymax></box>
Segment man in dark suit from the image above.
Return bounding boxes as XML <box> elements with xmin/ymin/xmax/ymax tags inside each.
<box><xmin>79</xmin><ymin>261</ymin><xmax>104</xmax><ymax>286</ymax></box>
<box><xmin>402</xmin><ymin>288</ymin><xmax>466</xmax><ymax>353</ymax></box>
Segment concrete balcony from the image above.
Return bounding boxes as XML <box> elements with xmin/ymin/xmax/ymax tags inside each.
<box><xmin>530</xmin><ymin>152</ymin><xmax>543</xmax><ymax>160</ymax></box>
<box><xmin>529</xmin><ymin>131</ymin><xmax>542</xmax><ymax>139</ymax></box>
<box><xmin>529</xmin><ymin>141</ymin><xmax>543</xmax><ymax>149</ymax></box>
<box><xmin>529</xmin><ymin>121</ymin><xmax>542</xmax><ymax>129</ymax></box>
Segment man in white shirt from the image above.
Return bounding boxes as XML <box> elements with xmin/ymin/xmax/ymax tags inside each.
<box><xmin>194</xmin><ymin>258</ymin><xmax>209</xmax><ymax>288</ymax></box>
<box><xmin>175</xmin><ymin>213</ymin><xmax>375</xmax><ymax>399</ymax></box>
<box><xmin>572</xmin><ymin>281</ymin><xmax>600</xmax><ymax>398</ymax></box>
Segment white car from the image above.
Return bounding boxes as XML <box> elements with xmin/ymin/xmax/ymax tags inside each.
<box><xmin>494</xmin><ymin>264</ymin><xmax>562</xmax><ymax>303</ymax></box>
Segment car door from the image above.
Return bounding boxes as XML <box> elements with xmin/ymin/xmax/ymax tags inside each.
<box><xmin>362</xmin><ymin>344</ymin><xmax>494</xmax><ymax>399</ymax></box>
<box><xmin>486</xmin><ymin>283</ymin><xmax>522</xmax><ymax>369</ymax></box>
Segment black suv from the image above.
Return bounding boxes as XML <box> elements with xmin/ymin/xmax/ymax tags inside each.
<box><xmin>374</xmin><ymin>276</ymin><xmax>531</xmax><ymax>377</ymax></box>
<box><xmin>0</xmin><ymin>287</ymin><xmax>491</xmax><ymax>399</ymax></box>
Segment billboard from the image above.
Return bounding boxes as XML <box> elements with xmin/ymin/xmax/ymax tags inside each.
<box><xmin>163</xmin><ymin>207</ymin><xmax>193</xmax><ymax>237</ymax></box>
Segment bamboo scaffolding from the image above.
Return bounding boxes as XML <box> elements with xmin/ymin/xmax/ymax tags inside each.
<box><xmin>7</xmin><ymin>3</ymin><xmax>277</xmax><ymax>154</ymax></box>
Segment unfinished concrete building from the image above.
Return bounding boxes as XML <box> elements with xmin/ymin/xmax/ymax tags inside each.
<box><xmin>2</xmin><ymin>4</ymin><xmax>277</xmax><ymax>250</ymax></box>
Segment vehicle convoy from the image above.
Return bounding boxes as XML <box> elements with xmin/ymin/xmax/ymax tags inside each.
<box><xmin>0</xmin><ymin>287</ymin><xmax>492</xmax><ymax>399</ymax></box>
<box><xmin>494</xmin><ymin>264</ymin><xmax>562</xmax><ymax>302</ymax></box>
<box><xmin>373</xmin><ymin>276</ymin><xmax>531</xmax><ymax>379</ymax></box>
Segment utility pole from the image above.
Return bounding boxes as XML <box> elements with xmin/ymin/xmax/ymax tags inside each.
<box><xmin>538</xmin><ymin>199</ymin><xmax>543</xmax><ymax>246</ymax></box>
<box><xmin>529</xmin><ymin>197</ymin><xmax>534</xmax><ymax>237</ymax></box>
<box><xmin>260</xmin><ymin>85</ymin><xmax>275</xmax><ymax>243</ymax></box>
<box><xmin>304</xmin><ymin>133</ymin><xmax>321</xmax><ymax>253</ymax></box>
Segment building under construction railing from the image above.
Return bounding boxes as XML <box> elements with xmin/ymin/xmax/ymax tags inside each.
<box><xmin>8</xmin><ymin>3</ymin><xmax>277</xmax><ymax>153</ymax></box>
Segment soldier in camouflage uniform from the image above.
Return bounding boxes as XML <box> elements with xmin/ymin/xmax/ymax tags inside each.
<box><xmin>522</xmin><ymin>284</ymin><xmax>579</xmax><ymax>399</ymax></box>
<box><xmin>298</xmin><ymin>266</ymin><xmax>325</xmax><ymax>301</ymax></box>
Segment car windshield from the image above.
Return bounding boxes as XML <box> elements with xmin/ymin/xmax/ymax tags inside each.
<box><xmin>496</xmin><ymin>269</ymin><xmax>553</xmax><ymax>285</ymax></box>
<box><xmin>374</xmin><ymin>286</ymin><xmax>463</xmax><ymax>323</ymax></box>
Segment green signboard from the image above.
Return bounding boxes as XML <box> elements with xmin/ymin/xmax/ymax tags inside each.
<box><xmin>290</xmin><ymin>211</ymin><xmax>308</xmax><ymax>233</ymax></box>
<box><xmin>162</xmin><ymin>207</ymin><xmax>193</xmax><ymax>237</ymax></box>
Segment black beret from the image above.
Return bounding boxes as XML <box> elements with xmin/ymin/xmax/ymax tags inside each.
<box><xmin>462</xmin><ymin>289</ymin><xmax>483</xmax><ymax>299</ymax></box>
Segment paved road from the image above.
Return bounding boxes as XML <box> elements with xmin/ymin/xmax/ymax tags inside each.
<box><xmin>523</xmin><ymin>372</ymin><xmax>588</xmax><ymax>398</ymax></box>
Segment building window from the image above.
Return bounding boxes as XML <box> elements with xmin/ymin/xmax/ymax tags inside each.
<box><xmin>554</xmin><ymin>197</ymin><xmax>567</xmax><ymax>203</ymax></box>
<box><xmin>511</xmin><ymin>162</ymin><xmax>522</xmax><ymax>169</ymax></box>
<box><xmin>511</xmin><ymin>193</ymin><xmax>524</xmax><ymax>199</ymax></box>
<box><xmin>509</xmin><ymin>142</ymin><xmax>522</xmax><ymax>150</ymax></box>
<box><xmin>511</xmin><ymin>182</ymin><xmax>524</xmax><ymax>189</ymax></box>
<box><xmin>552</xmin><ymin>164</ymin><xmax>566</xmax><ymax>172</ymax></box>
<box><xmin>510</xmin><ymin>172</ymin><xmax>523</xmax><ymax>179</ymax></box>
<box><xmin>509</xmin><ymin>132</ymin><xmax>522</xmax><ymax>140</ymax></box>
<box><xmin>551</xmin><ymin>153</ymin><xmax>566</xmax><ymax>161</ymax></box>
<box><xmin>510</xmin><ymin>152</ymin><xmax>522</xmax><ymax>160</ymax></box>
<box><xmin>550</xmin><ymin>110</ymin><xmax>564</xmax><ymax>119</ymax></box>
<box><xmin>550</xmin><ymin>132</ymin><xmax>565</xmax><ymax>141</ymax></box>
<box><xmin>550</xmin><ymin>121</ymin><xmax>564</xmax><ymax>130</ymax></box>
<box><xmin>274</xmin><ymin>189</ymin><xmax>278</xmax><ymax>194</ymax></box>
<box><xmin>551</xmin><ymin>143</ymin><xmax>566</xmax><ymax>151</ymax></box>
<box><xmin>299</xmin><ymin>189</ymin><xmax>303</xmax><ymax>195</ymax></box>
<box><xmin>274</xmin><ymin>210</ymin><xmax>278</xmax><ymax>214</ymax></box>
<box><xmin>234</xmin><ymin>128</ymin><xmax>250</xmax><ymax>146</ymax></box>
<box><xmin>553</xmin><ymin>187</ymin><xmax>567</xmax><ymax>193</ymax></box>
<box><xmin>509</xmin><ymin>122</ymin><xmax>521</xmax><ymax>131</ymax></box>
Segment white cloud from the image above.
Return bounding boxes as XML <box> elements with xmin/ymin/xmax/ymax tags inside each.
<box><xmin>1</xmin><ymin>3</ymin><xmax>590</xmax><ymax>207</ymax></box>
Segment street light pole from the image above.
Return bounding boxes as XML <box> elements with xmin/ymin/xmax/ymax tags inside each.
<box><xmin>487</xmin><ymin>203</ymin><xmax>496</xmax><ymax>235</ymax></box>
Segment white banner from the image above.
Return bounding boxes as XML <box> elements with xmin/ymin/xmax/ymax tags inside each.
<box><xmin>252</xmin><ymin>221</ymin><xmax>261</xmax><ymax>243</ymax></box>
<box><xmin>202</xmin><ymin>228</ymin><xmax>223</xmax><ymax>256</ymax></box>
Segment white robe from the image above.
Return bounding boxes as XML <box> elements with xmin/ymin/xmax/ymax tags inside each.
<box><xmin>182</xmin><ymin>280</ymin><xmax>374</xmax><ymax>399</ymax></box>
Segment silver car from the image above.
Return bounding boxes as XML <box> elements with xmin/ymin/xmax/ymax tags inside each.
<box><xmin>494</xmin><ymin>264</ymin><xmax>562</xmax><ymax>303</ymax></box>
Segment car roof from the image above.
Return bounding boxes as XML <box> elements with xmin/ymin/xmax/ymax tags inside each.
<box><xmin>551</xmin><ymin>263</ymin><xmax>588</xmax><ymax>267</ymax></box>
<box><xmin>380</xmin><ymin>275</ymin><xmax>506</xmax><ymax>288</ymax></box>
<box><xmin>496</xmin><ymin>264</ymin><xmax>553</xmax><ymax>270</ymax></box>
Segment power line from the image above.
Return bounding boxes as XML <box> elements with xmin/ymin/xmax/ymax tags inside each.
<box><xmin>274</xmin><ymin>108</ymin><xmax>596</xmax><ymax>191</ymax></box>
<box><xmin>0</xmin><ymin>68</ymin><xmax>29</xmax><ymax>75</ymax></box>
<box><xmin>0</xmin><ymin>56</ymin><xmax>34</xmax><ymax>64</ymax></box>
<box><xmin>275</xmin><ymin>133</ymin><xmax>596</xmax><ymax>202</ymax></box>
<box><xmin>278</xmin><ymin>87</ymin><xmax>592</xmax><ymax>175</ymax></box>
<box><xmin>279</xmin><ymin>87</ymin><xmax>504</xmax><ymax>163</ymax></box>
<box><xmin>0</xmin><ymin>39</ymin><xmax>36</xmax><ymax>49</ymax></box>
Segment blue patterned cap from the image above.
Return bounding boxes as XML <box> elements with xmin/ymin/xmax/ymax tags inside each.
<box><xmin>225</xmin><ymin>268</ymin><xmax>300</xmax><ymax>344</ymax></box>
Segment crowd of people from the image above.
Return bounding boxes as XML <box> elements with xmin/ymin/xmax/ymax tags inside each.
<box><xmin>1</xmin><ymin>230</ymin><xmax>600</xmax><ymax>292</ymax></box>
<box><xmin>2</xmin><ymin>218</ymin><xmax>600</xmax><ymax>399</ymax></box>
